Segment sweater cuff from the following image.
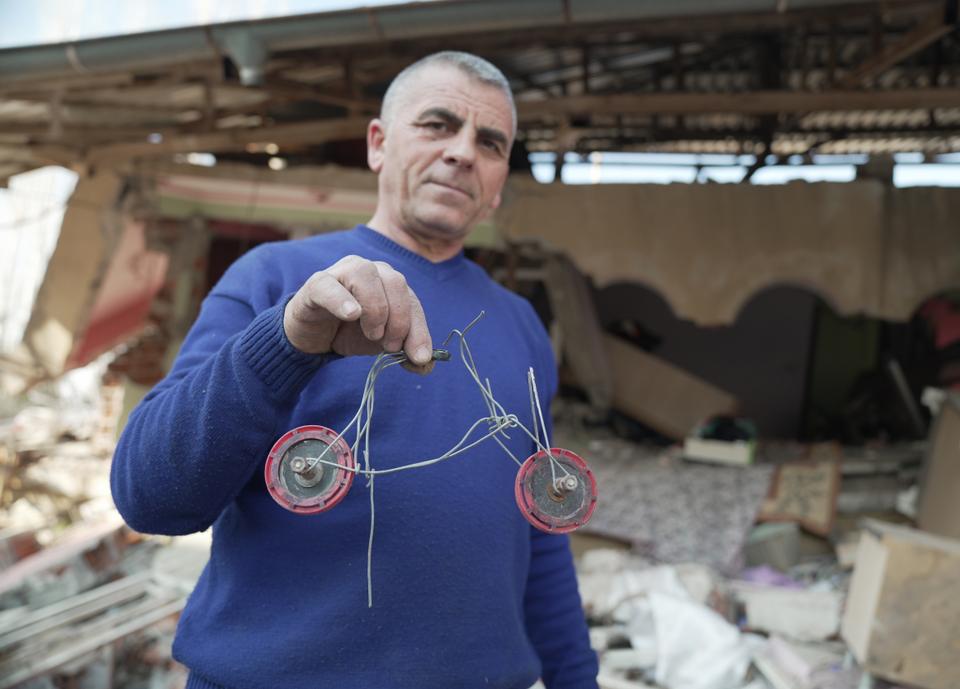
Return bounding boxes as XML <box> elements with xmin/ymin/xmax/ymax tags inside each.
<box><xmin>237</xmin><ymin>298</ymin><xmax>333</xmax><ymax>400</ymax></box>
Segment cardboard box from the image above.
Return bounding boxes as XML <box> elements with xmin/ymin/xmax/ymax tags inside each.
<box><xmin>842</xmin><ymin>520</ymin><xmax>960</xmax><ymax>689</ymax></box>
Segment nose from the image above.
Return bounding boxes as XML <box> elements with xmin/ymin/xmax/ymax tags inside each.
<box><xmin>443</xmin><ymin>127</ymin><xmax>476</xmax><ymax>168</ymax></box>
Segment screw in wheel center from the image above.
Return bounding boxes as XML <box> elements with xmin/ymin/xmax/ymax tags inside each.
<box><xmin>289</xmin><ymin>455</ymin><xmax>325</xmax><ymax>487</ymax></box>
<box><xmin>548</xmin><ymin>475</ymin><xmax>579</xmax><ymax>502</ymax></box>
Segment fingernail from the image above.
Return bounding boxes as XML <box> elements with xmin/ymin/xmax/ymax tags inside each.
<box><xmin>341</xmin><ymin>301</ymin><xmax>358</xmax><ymax>317</ymax></box>
<box><xmin>415</xmin><ymin>346</ymin><xmax>430</xmax><ymax>364</ymax></box>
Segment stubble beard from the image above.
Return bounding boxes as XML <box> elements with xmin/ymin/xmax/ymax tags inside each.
<box><xmin>401</xmin><ymin>192</ymin><xmax>475</xmax><ymax>250</ymax></box>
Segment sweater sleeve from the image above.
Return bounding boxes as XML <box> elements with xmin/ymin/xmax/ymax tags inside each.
<box><xmin>110</xmin><ymin>248</ymin><xmax>326</xmax><ymax>535</ymax></box>
<box><xmin>523</xmin><ymin>315</ymin><xmax>599</xmax><ymax>689</ymax></box>
<box><xmin>524</xmin><ymin>530</ymin><xmax>599</xmax><ymax>689</ymax></box>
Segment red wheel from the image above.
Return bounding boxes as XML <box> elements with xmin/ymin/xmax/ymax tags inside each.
<box><xmin>264</xmin><ymin>425</ymin><xmax>355</xmax><ymax>514</ymax></box>
<box><xmin>515</xmin><ymin>448</ymin><xmax>597</xmax><ymax>533</ymax></box>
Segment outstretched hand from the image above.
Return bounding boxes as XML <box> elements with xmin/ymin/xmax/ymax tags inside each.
<box><xmin>283</xmin><ymin>255</ymin><xmax>434</xmax><ymax>373</ymax></box>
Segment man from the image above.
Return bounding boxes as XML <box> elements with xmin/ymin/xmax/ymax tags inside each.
<box><xmin>111</xmin><ymin>51</ymin><xmax>598</xmax><ymax>689</ymax></box>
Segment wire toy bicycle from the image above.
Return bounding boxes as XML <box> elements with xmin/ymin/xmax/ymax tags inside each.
<box><xmin>263</xmin><ymin>313</ymin><xmax>598</xmax><ymax>605</ymax></box>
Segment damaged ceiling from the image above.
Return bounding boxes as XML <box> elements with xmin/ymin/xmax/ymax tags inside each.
<box><xmin>0</xmin><ymin>0</ymin><xmax>959</xmax><ymax>181</ymax></box>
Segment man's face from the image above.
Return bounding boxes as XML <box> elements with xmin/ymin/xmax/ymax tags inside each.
<box><xmin>367</xmin><ymin>65</ymin><xmax>514</xmax><ymax>246</ymax></box>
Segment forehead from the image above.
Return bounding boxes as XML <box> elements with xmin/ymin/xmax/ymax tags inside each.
<box><xmin>398</xmin><ymin>65</ymin><xmax>515</xmax><ymax>135</ymax></box>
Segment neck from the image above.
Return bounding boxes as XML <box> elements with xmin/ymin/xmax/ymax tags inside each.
<box><xmin>366</xmin><ymin>214</ymin><xmax>465</xmax><ymax>262</ymax></box>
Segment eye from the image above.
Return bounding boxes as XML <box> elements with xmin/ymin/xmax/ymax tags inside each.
<box><xmin>481</xmin><ymin>138</ymin><xmax>504</xmax><ymax>155</ymax></box>
<box><xmin>422</xmin><ymin>120</ymin><xmax>448</xmax><ymax>132</ymax></box>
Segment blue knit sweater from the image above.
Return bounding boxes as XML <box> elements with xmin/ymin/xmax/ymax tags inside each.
<box><xmin>111</xmin><ymin>226</ymin><xmax>598</xmax><ymax>689</ymax></box>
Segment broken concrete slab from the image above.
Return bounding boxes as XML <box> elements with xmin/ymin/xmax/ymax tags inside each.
<box><xmin>753</xmin><ymin>635</ymin><xmax>848</xmax><ymax>689</ymax></box>
<box><xmin>744</xmin><ymin>523</ymin><xmax>801</xmax><ymax>572</ymax></box>
<box><xmin>842</xmin><ymin>520</ymin><xmax>960</xmax><ymax>689</ymax></box>
<box><xmin>917</xmin><ymin>394</ymin><xmax>960</xmax><ymax>540</ymax></box>
<box><xmin>0</xmin><ymin>515</ymin><xmax>140</xmax><ymax>608</ymax></box>
<box><xmin>733</xmin><ymin>582</ymin><xmax>843</xmax><ymax>642</ymax></box>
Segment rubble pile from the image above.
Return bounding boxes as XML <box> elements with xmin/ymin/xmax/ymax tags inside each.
<box><xmin>0</xmin><ymin>365</ymin><xmax>203</xmax><ymax>689</ymax></box>
<box><xmin>558</xmin><ymin>396</ymin><xmax>959</xmax><ymax>689</ymax></box>
<box><xmin>0</xmin><ymin>371</ymin><xmax>956</xmax><ymax>689</ymax></box>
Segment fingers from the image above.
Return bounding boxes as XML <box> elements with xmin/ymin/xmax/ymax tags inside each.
<box><xmin>373</xmin><ymin>261</ymin><xmax>412</xmax><ymax>353</ymax></box>
<box><xmin>323</xmin><ymin>257</ymin><xmax>380</xmax><ymax>341</ymax></box>
<box><xmin>300</xmin><ymin>271</ymin><xmax>360</xmax><ymax>322</ymax></box>
<box><xmin>402</xmin><ymin>288</ymin><xmax>432</xmax><ymax>366</ymax></box>
<box><xmin>284</xmin><ymin>272</ymin><xmax>358</xmax><ymax>354</ymax></box>
<box><xmin>316</xmin><ymin>256</ymin><xmax>432</xmax><ymax>365</ymax></box>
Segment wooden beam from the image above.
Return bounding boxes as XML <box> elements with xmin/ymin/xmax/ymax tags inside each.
<box><xmin>517</xmin><ymin>87</ymin><xmax>960</xmax><ymax>120</ymax></box>
<box><xmin>259</xmin><ymin>77</ymin><xmax>380</xmax><ymax>112</ymax></box>
<box><xmin>839</xmin><ymin>11</ymin><xmax>956</xmax><ymax>87</ymax></box>
<box><xmin>86</xmin><ymin>116</ymin><xmax>370</xmax><ymax>164</ymax></box>
<box><xmin>0</xmin><ymin>72</ymin><xmax>135</xmax><ymax>96</ymax></box>
<box><xmin>2</xmin><ymin>96</ymin><xmax>192</xmax><ymax>119</ymax></box>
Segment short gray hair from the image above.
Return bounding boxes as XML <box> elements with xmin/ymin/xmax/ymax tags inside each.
<box><xmin>380</xmin><ymin>51</ymin><xmax>516</xmax><ymax>133</ymax></box>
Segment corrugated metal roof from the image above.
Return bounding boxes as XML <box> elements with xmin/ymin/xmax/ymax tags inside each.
<box><xmin>0</xmin><ymin>0</ymin><xmax>955</xmax><ymax>175</ymax></box>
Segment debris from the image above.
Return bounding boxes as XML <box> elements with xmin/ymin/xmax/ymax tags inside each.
<box><xmin>842</xmin><ymin>520</ymin><xmax>960</xmax><ymax>689</ymax></box>
<box><xmin>752</xmin><ymin>636</ymin><xmax>848</xmax><ymax>689</ymax></box>
<box><xmin>597</xmin><ymin>673</ymin><xmax>658</xmax><ymax>689</ymax></box>
<box><xmin>684</xmin><ymin>417</ymin><xmax>757</xmax><ymax>467</ymax></box>
<box><xmin>651</xmin><ymin>591</ymin><xmax>757</xmax><ymax>689</ymax></box>
<box><xmin>758</xmin><ymin>445</ymin><xmax>841</xmax><ymax>536</ymax></box>
<box><xmin>733</xmin><ymin>582</ymin><xmax>843</xmax><ymax>642</ymax></box>
<box><xmin>744</xmin><ymin>524</ymin><xmax>801</xmax><ymax>572</ymax></box>
<box><xmin>833</xmin><ymin>533</ymin><xmax>861</xmax><ymax>570</ymax></box>
<box><xmin>604</xmin><ymin>333</ymin><xmax>739</xmax><ymax>440</ymax></box>
<box><xmin>835</xmin><ymin>475</ymin><xmax>902</xmax><ymax>514</ymax></box>
<box><xmin>542</xmin><ymin>250</ymin><xmax>614</xmax><ymax>413</ymax></box>
<box><xmin>920</xmin><ymin>386</ymin><xmax>947</xmax><ymax>415</ymax></box>
<box><xmin>916</xmin><ymin>393</ymin><xmax>960</xmax><ymax>540</ymax></box>
<box><xmin>0</xmin><ymin>526</ymin><xmax>41</xmax><ymax>568</ymax></box>
<box><xmin>894</xmin><ymin>485</ymin><xmax>918</xmax><ymax>518</ymax></box>
<box><xmin>739</xmin><ymin>566</ymin><xmax>804</xmax><ymax>590</ymax></box>
<box><xmin>0</xmin><ymin>515</ymin><xmax>141</xmax><ymax>608</ymax></box>
<box><xmin>684</xmin><ymin>436</ymin><xmax>756</xmax><ymax>467</ymax></box>
<box><xmin>579</xmin><ymin>441</ymin><xmax>773</xmax><ymax>573</ymax></box>
<box><xmin>577</xmin><ymin>548</ymin><xmax>718</xmax><ymax>621</ymax></box>
<box><xmin>0</xmin><ymin>571</ymin><xmax>187</xmax><ymax>689</ymax></box>
<box><xmin>604</xmin><ymin>648</ymin><xmax>657</xmax><ymax>673</ymax></box>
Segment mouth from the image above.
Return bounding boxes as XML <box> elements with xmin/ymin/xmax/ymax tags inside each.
<box><xmin>426</xmin><ymin>180</ymin><xmax>474</xmax><ymax>199</ymax></box>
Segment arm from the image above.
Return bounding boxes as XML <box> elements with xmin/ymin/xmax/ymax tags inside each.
<box><xmin>111</xmin><ymin>248</ymin><xmax>434</xmax><ymax>536</ymax></box>
<box><xmin>110</xmin><ymin>250</ymin><xmax>324</xmax><ymax>535</ymax></box>
<box><xmin>525</xmin><ymin>530</ymin><xmax>599</xmax><ymax>689</ymax></box>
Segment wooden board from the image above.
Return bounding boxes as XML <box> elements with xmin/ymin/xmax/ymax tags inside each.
<box><xmin>604</xmin><ymin>333</ymin><xmax>738</xmax><ymax>439</ymax></box>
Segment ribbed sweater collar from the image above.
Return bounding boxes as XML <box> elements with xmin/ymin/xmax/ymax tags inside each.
<box><xmin>352</xmin><ymin>225</ymin><xmax>467</xmax><ymax>282</ymax></box>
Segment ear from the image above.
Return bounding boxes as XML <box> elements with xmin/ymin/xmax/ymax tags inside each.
<box><xmin>367</xmin><ymin>119</ymin><xmax>386</xmax><ymax>173</ymax></box>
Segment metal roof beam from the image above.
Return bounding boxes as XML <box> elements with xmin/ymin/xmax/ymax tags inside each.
<box><xmin>839</xmin><ymin>7</ymin><xmax>957</xmax><ymax>87</ymax></box>
<box><xmin>518</xmin><ymin>87</ymin><xmax>960</xmax><ymax>119</ymax></box>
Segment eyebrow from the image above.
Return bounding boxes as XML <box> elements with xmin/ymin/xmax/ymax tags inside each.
<box><xmin>416</xmin><ymin>107</ymin><xmax>510</xmax><ymax>149</ymax></box>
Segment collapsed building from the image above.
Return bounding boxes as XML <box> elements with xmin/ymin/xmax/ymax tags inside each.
<box><xmin>1</xmin><ymin>1</ymin><xmax>960</xmax><ymax>688</ymax></box>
